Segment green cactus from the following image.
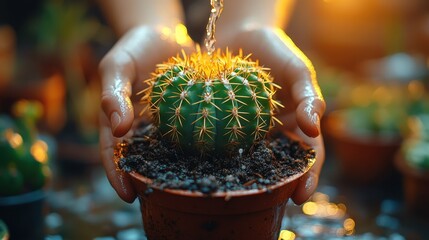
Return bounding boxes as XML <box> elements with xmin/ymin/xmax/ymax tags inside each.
<box><xmin>0</xmin><ymin>101</ymin><xmax>50</xmax><ymax>196</ymax></box>
<box><xmin>141</xmin><ymin>49</ymin><xmax>283</xmax><ymax>154</ymax></box>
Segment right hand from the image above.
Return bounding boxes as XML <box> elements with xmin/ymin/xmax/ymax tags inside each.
<box><xmin>99</xmin><ymin>25</ymin><xmax>194</xmax><ymax>202</ymax></box>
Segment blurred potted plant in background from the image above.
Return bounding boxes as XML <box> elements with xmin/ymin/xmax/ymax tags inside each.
<box><xmin>395</xmin><ymin>114</ymin><xmax>429</xmax><ymax>215</ymax></box>
<box><xmin>27</xmin><ymin>0</ymin><xmax>112</xmax><ymax>163</ymax></box>
<box><xmin>0</xmin><ymin>100</ymin><xmax>53</xmax><ymax>240</ymax></box>
<box><xmin>323</xmin><ymin>79</ymin><xmax>429</xmax><ymax>184</ymax></box>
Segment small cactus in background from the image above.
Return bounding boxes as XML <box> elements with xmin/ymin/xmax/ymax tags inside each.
<box><xmin>0</xmin><ymin>100</ymin><xmax>51</xmax><ymax>196</ymax></box>
<box><xmin>141</xmin><ymin>49</ymin><xmax>283</xmax><ymax>154</ymax></box>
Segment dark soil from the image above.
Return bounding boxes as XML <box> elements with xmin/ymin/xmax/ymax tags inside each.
<box><xmin>116</xmin><ymin>125</ymin><xmax>315</xmax><ymax>194</ymax></box>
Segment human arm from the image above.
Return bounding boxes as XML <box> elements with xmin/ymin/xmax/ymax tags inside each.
<box><xmin>98</xmin><ymin>0</ymin><xmax>194</xmax><ymax>202</ymax></box>
<box><xmin>216</xmin><ymin>0</ymin><xmax>326</xmax><ymax>205</ymax></box>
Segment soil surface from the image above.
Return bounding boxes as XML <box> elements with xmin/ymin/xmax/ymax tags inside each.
<box><xmin>116</xmin><ymin>125</ymin><xmax>315</xmax><ymax>194</ymax></box>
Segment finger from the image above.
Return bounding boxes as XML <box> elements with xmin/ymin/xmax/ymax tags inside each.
<box><xmin>290</xmin><ymin>131</ymin><xmax>325</xmax><ymax>205</ymax></box>
<box><xmin>99</xmin><ymin>46</ymin><xmax>136</xmax><ymax>137</ymax></box>
<box><xmin>294</xmin><ymin>95</ymin><xmax>325</xmax><ymax>138</ymax></box>
<box><xmin>271</xmin><ymin>29</ymin><xmax>325</xmax><ymax>138</ymax></box>
<box><xmin>99</xmin><ymin>111</ymin><xmax>136</xmax><ymax>203</ymax></box>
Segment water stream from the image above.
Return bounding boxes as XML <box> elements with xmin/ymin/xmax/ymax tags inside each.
<box><xmin>204</xmin><ymin>0</ymin><xmax>224</xmax><ymax>55</ymax></box>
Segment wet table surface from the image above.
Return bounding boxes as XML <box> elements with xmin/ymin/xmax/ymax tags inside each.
<box><xmin>43</xmin><ymin>149</ymin><xmax>429</xmax><ymax>240</ymax></box>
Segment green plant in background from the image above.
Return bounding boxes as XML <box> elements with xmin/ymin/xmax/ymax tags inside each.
<box><xmin>27</xmin><ymin>0</ymin><xmax>111</xmax><ymax>144</ymax></box>
<box><xmin>343</xmin><ymin>102</ymin><xmax>406</xmax><ymax>137</ymax></box>
<box><xmin>28</xmin><ymin>0</ymin><xmax>101</xmax><ymax>58</ymax></box>
<box><xmin>142</xmin><ymin>50</ymin><xmax>283</xmax><ymax>154</ymax></box>
<box><xmin>328</xmin><ymin>81</ymin><xmax>429</xmax><ymax>138</ymax></box>
<box><xmin>401</xmin><ymin>114</ymin><xmax>429</xmax><ymax>170</ymax></box>
<box><xmin>0</xmin><ymin>101</ymin><xmax>51</xmax><ymax>196</ymax></box>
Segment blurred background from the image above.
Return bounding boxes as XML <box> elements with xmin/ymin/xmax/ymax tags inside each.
<box><xmin>0</xmin><ymin>0</ymin><xmax>428</xmax><ymax>239</ymax></box>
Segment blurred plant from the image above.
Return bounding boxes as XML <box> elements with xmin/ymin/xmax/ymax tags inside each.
<box><xmin>27</xmin><ymin>0</ymin><xmax>110</xmax><ymax>143</ymax></box>
<box><xmin>0</xmin><ymin>100</ymin><xmax>51</xmax><ymax>196</ymax></box>
<box><xmin>319</xmin><ymin>67</ymin><xmax>429</xmax><ymax>137</ymax></box>
<box><xmin>28</xmin><ymin>0</ymin><xmax>101</xmax><ymax>57</ymax></box>
<box><xmin>401</xmin><ymin>114</ymin><xmax>429</xmax><ymax>170</ymax></box>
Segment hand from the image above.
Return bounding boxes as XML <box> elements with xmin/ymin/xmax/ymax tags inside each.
<box><xmin>216</xmin><ymin>26</ymin><xmax>326</xmax><ymax>205</ymax></box>
<box><xmin>99</xmin><ymin>25</ymin><xmax>194</xmax><ymax>202</ymax></box>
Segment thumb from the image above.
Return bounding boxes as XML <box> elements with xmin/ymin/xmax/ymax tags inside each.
<box><xmin>99</xmin><ymin>49</ymin><xmax>136</xmax><ymax>137</ymax></box>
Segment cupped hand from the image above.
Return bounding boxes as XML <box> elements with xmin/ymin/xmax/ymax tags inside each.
<box><xmin>99</xmin><ymin>25</ymin><xmax>194</xmax><ymax>202</ymax></box>
<box><xmin>216</xmin><ymin>26</ymin><xmax>326</xmax><ymax>205</ymax></box>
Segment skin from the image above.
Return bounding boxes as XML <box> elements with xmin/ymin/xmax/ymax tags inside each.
<box><xmin>98</xmin><ymin>0</ymin><xmax>326</xmax><ymax>205</ymax></box>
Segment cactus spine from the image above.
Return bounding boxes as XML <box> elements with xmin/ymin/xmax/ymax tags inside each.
<box><xmin>141</xmin><ymin>49</ymin><xmax>283</xmax><ymax>154</ymax></box>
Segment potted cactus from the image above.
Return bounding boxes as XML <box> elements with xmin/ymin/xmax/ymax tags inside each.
<box><xmin>0</xmin><ymin>100</ymin><xmax>52</xmax><ymax>240</ymax></box>
<box><xmin>116</xmin><ymin>50</ymin><xmax>316</xmax><ymax>239</ymax></box>
<box><xmin>395</xmin><ymin>114</ymin><xmax>429</xmax><ymax>215</ymax></box>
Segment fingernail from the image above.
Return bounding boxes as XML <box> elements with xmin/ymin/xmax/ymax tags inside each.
<box><xmin>111</xmin><ymin>112</ymin><xmax>121</xmax><ymax>133</ymax></box>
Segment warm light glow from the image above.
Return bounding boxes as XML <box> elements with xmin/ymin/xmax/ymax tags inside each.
<box><xmin>31</xmin><ymin>140</ymin><xmax>49</xmax><ymax>164</ymax></box>
<box><xmin>372</xmin><ymin>86</ymin><xmax>393</xmax><ymax>106</ymax></box>
<box><xmin>159</xmin><ymin>24</ymin><xmax>192</xmax><ymax>46</ymax></box>
<box><xmin>278</xmin><ymin>230</ymin><xmax>296</xmax><ymax>240</ymax></box>
<box><xmin>337</xmin><ymin>203</ymin><xmax>347</xmax><ymax>212</ymax></box>
<box><xmin>326</xmin><ymin>203</ymin><xmax>339</xmax><ymax>216</ymax></box>
<box><xmin>303</xmin><ymin>201</ymin><xmax>318</xmax><ymax>216</ymax></box>
<box><xmin>351</xmin><ymin>85</ymin><xmax>372</xmax><ymax>107</ymax></box>
<box><xmin>343</xmin><ymin>218</ymin><xmax>355</xmax><ymax>232</ymax></box>
<box><xmin>12</xmin><ymin>100</ymin><xmax>43</xmax><ymax>119</ymax></box>
<box><xmin>303</xmin><ymin>192</ymin><xmax>347</xmax><ymax>219</ymax></box>
<box><xmin>4</xmin><ymin>129</ymin><xmax>23</xmax><ymax>148</ymax></box>
<box><xmin>149</xmin><ymin>49</ymin><xmax>272</xmax><ymax>83</ymax></box>
<box><xmin>160</xmin><ymin>26</ymin><xmax>172</xmax><ymax>41</ymax></box>
<box><xmin>407</xmin><ymin>80</ymin><xmax>425</xmax><ymax>100</ymax></box>
<box><xmin>312</xmin><ymin>192</ymin><xmax>330</xmax><ymax>202</ymax></box>
<box><xmin>175</xmin><ymin>24</ymin><xmax>191</xmax><ymax>45</ymax></box>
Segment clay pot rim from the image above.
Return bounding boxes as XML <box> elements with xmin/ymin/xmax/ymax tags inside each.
<box><xmin>0</xmin><ymin>189</ymin><xmax>46</xmax><ymax>206</ymax></box>
<box><xmin>394</xmin><ymin>151</ymin><xmax>429</xmax><ymax>180</ymax></box>
<box><xmin>127</xmin><ymin>142</ymin><xmax>316</xmax><ymax>199</ymax></box>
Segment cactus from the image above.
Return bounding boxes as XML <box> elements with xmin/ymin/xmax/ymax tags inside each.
<box><xmin>141</xmin><ymin>49</ymin><xmax>283</xmax><ymax>154</ymax></box>
<box><xmin>0</xmin><ymin>101</ymin><xmax>50</xmax><ymax>196</ymax></box>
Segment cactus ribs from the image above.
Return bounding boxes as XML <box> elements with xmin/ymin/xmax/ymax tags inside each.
<box><xmin>140</xmin><ymin>49</ymin><xmax>283</xmax><ymax>155</ymax></box>
<box><xmin>116</xmin><ymin>49</ymin><xmax>315</xmax><ymax>194</ymax></box>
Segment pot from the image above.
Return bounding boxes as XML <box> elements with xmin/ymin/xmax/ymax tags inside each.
<box><xmin>0</xmin><ymin>189</ymin><xmax>46</xmax><ymax>240</ymax></box>
<box><xmin>324</xmin><ymin>110</ymin><xmax>402</xmax><ymax>184</ymax></box>
<box><xmin>128</xmin><ymin>157</ymin><xmax>314</xmax><ymax>240</ymax></box>
<box><xmin>394</xmin><ymin>152</ymin><xmax>429</xmax><ymax>215</ymax></box>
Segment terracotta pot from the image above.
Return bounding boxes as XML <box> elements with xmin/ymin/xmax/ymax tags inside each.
<box><xmin>324</xmin><ymin>110</ymin><xmax>402</xmax><ymax>184</ymax></box>
<box><xmin>128</xmin><ymin>158</ymin><xmax>314</xmax><ymax>240</ymax></box>
<box><xmin>394</xmin><ymin>152</ymin><xmax>429</xmax><ymax>215</ymax></box>
<box><xmin>0</xmin><ymin>189</ymin><xmax>46</xmax><ymax>240</ymax></box>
